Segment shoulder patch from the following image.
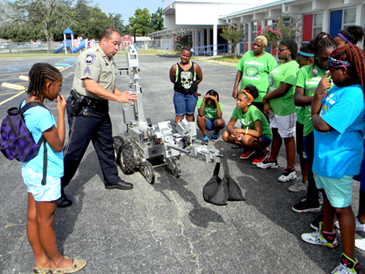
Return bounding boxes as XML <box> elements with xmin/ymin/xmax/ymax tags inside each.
<box><xmin>85</xmin><ymin>54</ymin><xmax>96</xmax><ymax>65</ymax></box>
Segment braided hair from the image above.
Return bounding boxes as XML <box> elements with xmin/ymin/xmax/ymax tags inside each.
<box><xmin>330</xmin><ymin>44</ymin><xmax>365</xmax><ymax>91</ymax></box>
<box><xmin>311</xmin><ymin>32</ymin><xmax>337</xmax><ymax>54</ymax></box>
<box><xmin>27</xmin><ymin>63</ymin><xmax>61</xmax><ymax>99</ymax></box>
<box><xmin>338</xmin><ymin>26</ymin><xmax>365</xmax><ymax>45</ymax></box>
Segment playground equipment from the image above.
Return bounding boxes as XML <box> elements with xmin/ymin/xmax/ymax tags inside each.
<box><xmin>53</xmin><ymin>28</ymin><xmax>95</xmax><ymax>54</ymax></box>
<box><xmin>113</xmin><ymin>45</ymin><xmax>222</xmax><ymax>184</ymax></box>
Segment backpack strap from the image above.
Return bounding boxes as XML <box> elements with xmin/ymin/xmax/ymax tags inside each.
<box><xmin>19</xmin><ymin>100</ymin><xmax>48</xmax><ymax>185</ymax></box>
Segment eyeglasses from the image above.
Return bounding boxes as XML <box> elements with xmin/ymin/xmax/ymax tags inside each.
<box><xmin>277</xmin><ymin>48</ymin><xmax>288</xmax><ymax>52</ymax></box>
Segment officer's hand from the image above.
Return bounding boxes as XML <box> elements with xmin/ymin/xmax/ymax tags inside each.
<box><xmin>56</xmin><ymin>94</ymin><xmax>67</xmax><ymax>113</ymax></box>
<box><xmin>117</xmin><ymin>91</ymin><xmax>138</xmax><ymax>105</ymax></box>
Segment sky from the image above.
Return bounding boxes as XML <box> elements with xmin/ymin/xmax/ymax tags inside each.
<box><xmin>92</xmin><ymin>0</ymin><xmax>163</xmax><ymax>24</ymax></box>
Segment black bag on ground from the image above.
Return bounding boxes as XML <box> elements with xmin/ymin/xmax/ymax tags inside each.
<box><xmin>202</xmin><ymin>158</ymin><xmax>245</xmax><ymax>205</ymax></box>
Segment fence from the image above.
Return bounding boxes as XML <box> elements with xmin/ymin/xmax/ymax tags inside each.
<box><xmin>0</xmin><ymin>41</ymin><xmax>177</xmax><ymax>56</ymax></box>
<box><xmin>0</xmin><ymin>42</ymin><xmax>69</xmax><ymax>56</ymax></box>
<box><xmin>192</xmin><ymin>43</ymin><xmax>232</xmax><ymax>58</ymax></box>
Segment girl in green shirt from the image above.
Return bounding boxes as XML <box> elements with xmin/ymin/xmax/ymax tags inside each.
<box><xmin>258</xmin><ymin>39</ymin><xmax>299</xmax><ymax>183</ymax></box>
<box><xmin>223</xmin><ymin>85</ymin><xmax>272</xmax><ymax>164</ymax></box>
<box><xmin>288</xmin><ymin>44</ymin><xmax>315</xmax><ymax>193</ymax></box>
<box><xmin>196</xmin><ymin>90</ymin><xmax>225</xmax><ymax>142</ymax></box>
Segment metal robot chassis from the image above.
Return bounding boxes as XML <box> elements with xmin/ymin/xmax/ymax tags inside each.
<box><xmin>113</xmin><ymin>46</ymin><xmax>222</xmax><ymax>184</ymax></box>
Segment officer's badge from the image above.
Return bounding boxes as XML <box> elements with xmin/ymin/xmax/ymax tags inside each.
<box><xmin>85</xmin><ymin>54</ymin><xmax>96</xmax><ymax>65</ymax></box>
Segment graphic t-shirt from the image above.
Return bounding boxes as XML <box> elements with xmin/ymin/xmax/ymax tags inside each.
<box><xmin>20</xmin><ymin>101</ymin><xmax>64</xmax><ymax>177</ymax></box>
<box><xmin>313</xmin><ymin>84</ymin><xmax>365</xmax><ymax>178</ymax></box>
<box><xmin>236</xmin><ymin>51</ymin><xmax>277</xmax><ymax>102</ymax></box>
<box><xmin>196</xmin><ymin>98</ymin><xmax>223</xmax><ymax>120</ymax></box>
<box><xmin>231</xmin><ymin>105</ymin><xmax>272</xmax><ymax>139</ymax></box>
<box><xmin>296</xmin><ymin>65</ymin><xmax>334</xmax><ymax>136</ymax></box>
<box><xmin>267</xmin><ymin>60</ymin><xmax>299</xmax><ymax>116</ymax></box>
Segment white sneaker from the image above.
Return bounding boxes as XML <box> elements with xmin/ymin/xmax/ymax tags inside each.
<box><xmin>334</xmin><ymin>217</ymin><xmax>365</xmax><ymax>232</ymax></box>
<box><xmin>278</xmin><ymin>168</ymin><xmax>297</xmax><ymax>183</ymax></box>
<box><xmin>355</xmin><ymin>238</ymin><xmax>365</xmax><ymax>251</ymax></box>
<box><xmin>288</xmin><ymin>180</ymin><xmax>308</xmax><ymax>192</ymax></box>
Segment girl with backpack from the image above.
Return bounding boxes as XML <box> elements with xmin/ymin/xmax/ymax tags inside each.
<box><xmin>21</xmin><ymin>63</ymin><xmax>86</xmax><ymax>274</ymax></box>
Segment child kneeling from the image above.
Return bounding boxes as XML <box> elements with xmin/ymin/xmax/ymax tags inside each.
<box><xmin>223</xmin><ymin>85</ymin><xmax>272</xmax><ymax>164</ymax></box>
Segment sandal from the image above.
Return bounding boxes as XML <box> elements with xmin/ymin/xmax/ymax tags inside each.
<box><xmin>33</xmin><ymin>267</ymin><xmax>51</xmax><ymax>274</ymax></box>
<box><xmin>50</xmin><ymin>257</ymin><xmax>86</xmax><ymax>274</ymax></box>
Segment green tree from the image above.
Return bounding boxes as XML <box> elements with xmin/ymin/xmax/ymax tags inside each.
<box><xmin>0</xmin><ymin>0</ymin><xmax>74</xmax><ymax>43</ymax></box>
<box><xmin>151</xmin><ymin>7</ymin><xmax>164</xmax><ymax>32</ymax></box>
<box><xmin>256</xmin><ymin>14</ymin><xmax>301</xmax><ymax>49</ymax></box>
<box><xmin>109</xmin><ymin>13</ymin><xmax>125</xmax><ymax>35</ymax></box>
<box><xmin>128</xmin><ymin>8</ymin><xmax>153</xmax><ymax>36</ymax></box>
<box><xmin>220</xmin><ymin>23</ymin><xmax>245</xmax><ymax>59</ymax></box>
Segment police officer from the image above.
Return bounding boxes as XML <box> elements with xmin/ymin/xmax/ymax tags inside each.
<box><xmin>57</xmin><ymin>29</ymin><xmax>137</xmax><ymax>207</ymax></box>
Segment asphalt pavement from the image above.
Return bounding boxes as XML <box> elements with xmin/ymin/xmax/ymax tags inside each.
<box><xmin>0</xmin><ymin>54</ymin><xmax>364</xmax><ymax>273</ymax></box>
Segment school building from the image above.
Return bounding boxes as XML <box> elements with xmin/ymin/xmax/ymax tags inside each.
<box><xmin>149</xmin><ymin>0</ymin><xmax>365</xmax><ymax>55</ymax></box>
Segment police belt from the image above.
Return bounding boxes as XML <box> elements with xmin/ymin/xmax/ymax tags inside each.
<box><xmin>83</xmin><ymin>96</ymin><xmax>108</xmax><ymax>109</ymax></box>
<box><xmin>70</xmin><ymin>89</ymin><xmax>108</xmax><ymax>115</ymax></box>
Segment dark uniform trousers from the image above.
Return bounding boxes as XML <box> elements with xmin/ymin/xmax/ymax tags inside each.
<box><xmin>61</xmin><ymin>96</ymin><xmax>121</xmax><ymax>194</ymax></box>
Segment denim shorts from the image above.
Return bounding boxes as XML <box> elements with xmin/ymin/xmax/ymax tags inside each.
<box><xmin>173</xmin><ymin>92</ymin><xmax>198</xmax><ymax>116</ymax></box>
<box><xmin>314</xmin><ymin>171</ymin><xmax>353</xmax><ymax>208</ymax></box>
<box><xmin>261</xmin><ymin>134</ymin><xmax>272</xmax><ymax>148</ymax></box>
<box><xmin>22</xmin><ymin>166</ymin><xmax>61</xmax><ymax>202</ymax></box>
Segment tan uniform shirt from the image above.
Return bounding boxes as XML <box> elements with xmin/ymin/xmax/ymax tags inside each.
<box><xmin>72</xmin><ymin>44</ymin><xmax>117</xmax><ymax>100</ymax></box>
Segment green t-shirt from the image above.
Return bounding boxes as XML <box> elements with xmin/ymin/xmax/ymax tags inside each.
<box><xmin>231</xmin><ymin>105</ymin><xmax>272</xmax><ymax>139</ymax></box>
<box><xmin>296</xmin><ymin>64</ymin><xmax>334</xmax><ymax>136</ymax></box>
<box><xmin>236</xmin><ymin>51</ymin><xmax>278</xmax><ymax>103</ymax></box>
<box><xmin>196</xmin><ymin>98</ymin><xmax>223</xmax><ymax>120</ymax></box>
<box><xmin>267</xmin><ymin>60</ymin><xmax>299</xmax><ymax>116</ymax></box>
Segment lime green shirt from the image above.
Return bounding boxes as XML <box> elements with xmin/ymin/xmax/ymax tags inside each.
<box><xmin>267</xmin><ymin>60</ymin><xmax>299</xmax><ymax>116</ymax></box>
<box><xmin>232</xmin><ymin>105</ymin><xmax>272</xmax><ymax>139</ymax></box>
<box><xmin>236</xmin><ymin>51</ymin><xmax>278</xmax><ymax>103</ymax></box>
<box><xmin>196</xmin><ymin>98</ymin><xmax>223</xmax><ymax>120</ymax></box>
<box><xmin>296</xmin><ymin>64</ymin><xmax>334</xmax><ymax>136</ymax></box>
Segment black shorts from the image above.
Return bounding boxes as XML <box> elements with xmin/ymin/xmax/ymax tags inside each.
<box><xmin>296</xmin><ymin>121</ymin><xmax>306</xmax><ymax>158</ymax></box>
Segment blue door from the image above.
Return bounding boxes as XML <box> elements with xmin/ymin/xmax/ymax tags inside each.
<box><xmin>330</xmin><ymin>10</ymin><xmax>342</xmax><ymax>38</ymax></box>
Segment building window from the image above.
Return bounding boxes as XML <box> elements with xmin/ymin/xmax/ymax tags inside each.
<box><xmin>313</xmin><ymin>13</ymin><xmax>323</xmax><ymax>38</ymax></box>
<box><xmin>252</xmin><ymin>22</ymin><xmax>258</xmax><ymax>42</ymax></box>
<box><xmin>343</xmin><ymin>8</ymin><xmax>356</xmax><ymax>26</ymax></box>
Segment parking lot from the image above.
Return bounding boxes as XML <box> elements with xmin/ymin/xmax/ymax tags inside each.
<box><xmin>0</xmin><ymin>54</ymin><xmax>364</xmax><ymax>273</ymax></box>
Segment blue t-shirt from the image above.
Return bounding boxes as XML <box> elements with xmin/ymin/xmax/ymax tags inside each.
<box><xmin>313</xmin><ymin>84</ymin><xmax>365</xmax><ymax>178</ymax></box>
<box><xmin>21</xmin><ymin>102</ymin><xmax>64</xmax><ymax>177</ymax></box>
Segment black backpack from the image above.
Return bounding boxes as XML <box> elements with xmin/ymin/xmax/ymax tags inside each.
<box><xmin>203</xmin><ymin>158</ymin><xmax>245</xmax><ymax>205</ymax></box>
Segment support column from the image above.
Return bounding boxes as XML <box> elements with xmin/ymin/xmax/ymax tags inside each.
<box><xmin>322</xmin><ymin>9</ymin><xmax>330</xmax><ymax>33</ymax></box>
<box><xmin>247</xmin><ymin>23</ymin><xmax>252</xmax><ymax>51</ymax></box>
<box><xmin>356</xmin><ymin>4</ymin><xmax>365</xmax><ymax>47</ymax></box>
<box><xmin>213</xmin><ymin>23</ymin><xmax>218</xmax><ymax>56</ymax></box>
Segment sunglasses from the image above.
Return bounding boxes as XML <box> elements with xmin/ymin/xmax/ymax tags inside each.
<box><xmin>277</xmin><ymin>48</ymin><xmax>288</xmax><ymax>52</ymax></box>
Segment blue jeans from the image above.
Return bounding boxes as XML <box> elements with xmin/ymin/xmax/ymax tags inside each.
<box><xmin>173</xmin><ymin>92</ymin><xmax>198</xmax><ymax>116</ymax></box>
<box><xmin>303</xmin><ymin>132</ymin><xmax>319</xmax><ymax>199</ymax></box>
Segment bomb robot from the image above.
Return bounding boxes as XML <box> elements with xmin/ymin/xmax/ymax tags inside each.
<box><xmin>113</xmin><ymin>45</ymin><xmax>222</xmax><ymax>184</ymax></box>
